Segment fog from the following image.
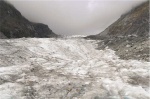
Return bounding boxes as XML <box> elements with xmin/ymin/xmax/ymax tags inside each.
<box><xmin>6</xmin><ymin>0</ymin><xmax>146</xmax><ymax>35</ymax></box>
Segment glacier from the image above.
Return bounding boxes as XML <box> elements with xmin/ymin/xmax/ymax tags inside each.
<box><xmin>0</xmin><ymin>37</ymin><xmax>149</xmax><ymax>99</ymax></box>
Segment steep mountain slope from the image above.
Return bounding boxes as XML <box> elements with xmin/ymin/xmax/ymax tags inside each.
<box><xmin>0</xmin><ymin>31</ymin><xmax>6</xmax><ymax>39</ymax></box>
<box><xmin>0</xmin><ymin>0</ymin><xmax>57</xmax><ymax>38</ymax></box>
<box><xmin>86</xmin><ymin>1</ymin><xmax>149</xmax><ymax>61</ymax></box>
<box><xmin>0</xmin><ymin>37</ymin><xmax>149</xmax><ymax>99</ymax></box>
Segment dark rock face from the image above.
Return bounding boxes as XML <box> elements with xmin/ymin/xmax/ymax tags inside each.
<box><xmin>86</xmin><ymin>1</ymin><xmax>149</xmax><ymax>61</ymax></box>
<box><xmin>0</xmin><ymin>31</ymin><xmax>7</xmax><ymax>39</ymax></box>
<box><xmin>0</xmin><ymin>0</ymin><xmax>57</xmax><ymax>38</ymax></box>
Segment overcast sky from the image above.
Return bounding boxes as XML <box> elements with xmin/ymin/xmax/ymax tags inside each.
<box><xmin>7</xmin><ymin>0</ymin><xmax>146</xmax><ymax>35</ymax></box>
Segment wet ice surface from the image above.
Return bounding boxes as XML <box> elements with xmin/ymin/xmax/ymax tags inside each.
<box><xmin>0</xmin><ymin>37</ymin><xmax>149</xmax><ymax>99</ymax></box>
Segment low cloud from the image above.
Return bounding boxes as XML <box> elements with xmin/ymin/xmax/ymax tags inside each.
<box><xmin>6</xmin><ymin>0</ymin><xmax>146</xmax><ymax>35</ymax></box>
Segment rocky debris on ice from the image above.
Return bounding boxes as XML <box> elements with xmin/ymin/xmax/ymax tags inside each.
<box><xmin>0</xmin><ymin>37</ymin><xmax>149</xmax><ymax>99</ymax></box>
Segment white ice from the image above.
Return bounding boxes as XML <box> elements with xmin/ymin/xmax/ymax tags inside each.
<box><xmin>0</xmin><ymin>37</ymin><xmax>149</xmax><ymax>99</ymax></box>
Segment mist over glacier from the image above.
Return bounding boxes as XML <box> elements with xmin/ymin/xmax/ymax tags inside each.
<box><xmin>6</xmin><ymin>0</ymin><xmax>146</xmax><ymax>35</ymax></box>
<box><xmin>0</xmin><ymin>1</ymin><xmax>149</xmax><ymax>99</ymax></box>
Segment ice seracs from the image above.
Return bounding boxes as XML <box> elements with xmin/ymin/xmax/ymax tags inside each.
<box><xmin>0</xmin><ymin>37</ymin><xmax>149</xmax><ymax>99</ymax></box>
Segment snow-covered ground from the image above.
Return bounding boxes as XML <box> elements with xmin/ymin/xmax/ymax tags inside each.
<box><xmin>0</xmin><ymin>37</ymin><xmax>149</xmax><ymax>99</ymax></box>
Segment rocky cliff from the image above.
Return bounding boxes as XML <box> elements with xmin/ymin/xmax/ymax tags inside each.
<box><xmin>0</xmin><ymin>0</ymin><xmax>57</xmax><ymax>38</ymax></box>
<box><xmin>86</xmin><ymin>1</ymin><xmax>149</xmax><ymax>61</ymax></box>
<box><xmin>0</xmin><ymin>31</ymin><xmax>6</xmax><ymax>39</ymax></box>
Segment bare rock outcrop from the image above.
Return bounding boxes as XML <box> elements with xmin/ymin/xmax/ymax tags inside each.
<box><xmin>0</xmin><ymin>0</ymin><xmax>57</xmax><ymax>38</ymax></box>
<box><xmin>86</xmin><ymin>1</ymin><xmax>149</xmax><ymax>61</ymax></box>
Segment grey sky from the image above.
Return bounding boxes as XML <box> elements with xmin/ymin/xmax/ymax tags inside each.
<box><xmin>6</xmin><ymin>0</ymin><xmax>146</xmax><ymax>35</ymax></box>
